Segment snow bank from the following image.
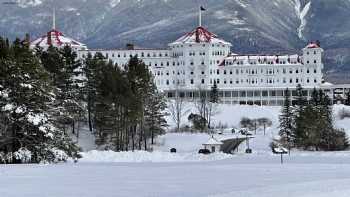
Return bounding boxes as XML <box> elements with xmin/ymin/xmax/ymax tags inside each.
<box><xmin>80</xmin><ymin>150</ymin><xmax>232</xmax><ymax>163</ymax></box>
<box><xmin>153</xmin><ymin>133</ymin><xmax>211</xmax><ymax>153</ymax></box>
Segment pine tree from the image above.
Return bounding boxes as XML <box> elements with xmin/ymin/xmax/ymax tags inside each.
<box><xmin>207</xmin><ymin>81</ymin><xmax>219</xmax><ymax>129</ymax></box>
<box><xmin>82</xmin><ymin>52</ymin><xmax>105</xmax><ymax>132</ymax></box>
<box><xmin>279</xmin><ymin>88</ymin><xmax>293</xmax><ymax>153</ymax></box>
<box><xmin>0</xmin><ymin>37</ymin><xmax>79</xmax><ymax>163</ymax></box>
<box><xmin>144</xmin><ymin>85</ymin><xmax>168</xmax><ymax>145</ymax></box>
<box><xmin>293</xmin><ymin>84</ymin><xmax>307</xmax><ymax>147</ymax></box>
<box><xmin>345</xmin><ymin>91</ymin><xmax>350</xmax><ymax>106</ymax></box>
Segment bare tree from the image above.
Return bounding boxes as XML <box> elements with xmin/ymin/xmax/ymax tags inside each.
<box><xmin>168</xmin><ymin>87</ymin><xmax>189</xmax><ymax>132</ymax></box>
<box><xmin>194</xmin><ymin>84</ymin><xmax>220</xmax><ymax>132</ymax></box>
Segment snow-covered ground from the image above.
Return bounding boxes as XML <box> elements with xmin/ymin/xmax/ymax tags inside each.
<box><xmin>2</xmin><ymin>104</ymin><xmax>350</xmax><ymax>197</ymax></box>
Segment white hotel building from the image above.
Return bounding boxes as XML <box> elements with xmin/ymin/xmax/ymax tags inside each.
<box><xmin>76</xmin><ymin>26</ymin><xmax>327</xmax><ymax>105</ymax></box>
<box><xmin>30</xmin><ymin>15</ymin><xmax>348</xmax><ymax>106</ymax></box>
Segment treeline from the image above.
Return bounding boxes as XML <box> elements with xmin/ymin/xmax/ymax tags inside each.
<box><xmin>0</xmin><ymin>36</ymin><xmax>167</xmax><ymax>163</ymax></box>
<box><xmin>85</xmin><ymin>54</ymin><xmax>167</xmax><ymax>151</ymax></box>
<box><xmin>278</xmin><ymin>85</ymin><xmax>349</xmax><ymax>152</ymax></box>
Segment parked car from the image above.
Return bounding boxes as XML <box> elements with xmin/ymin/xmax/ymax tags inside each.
<box><xmin>170</xmin><ymin>148</ymin><xmax>177</xmax><ymax>153</ymax></box>
<box><xmin>198</xmin><ymin>149</ymin><xmax>211</xmax><ymax>154</ymax></box>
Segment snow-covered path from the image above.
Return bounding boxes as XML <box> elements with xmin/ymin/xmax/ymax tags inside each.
<box><xmin>2</xmin><ymin>155</ymin><xmax>350</xmax><ymax>197</ymax></box>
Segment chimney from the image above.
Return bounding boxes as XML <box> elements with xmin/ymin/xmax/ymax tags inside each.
<box><xmin>23</xmin><ymin>33</ymin><xmax>30</xmax><ymax>47</ymax></box>
<box><xmin>126</xmin><ymin>43</ymin><xmax>134</xmax><ymax>50</ymax></box>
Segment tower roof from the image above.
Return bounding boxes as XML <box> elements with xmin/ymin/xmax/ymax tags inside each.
<box><xmin>170</xmin><ymin>26</ymin><xmax>231</xmax><ymax>46</ymax></box>
<box><xmin>305</xmin><ymin>41</ymin><xmax>321</xmax><ymax>49</ymax></box>
<box><xmin>30</xmin><ymin>29</ymin><xmax>87</xmax><ymax>50</ymax></box>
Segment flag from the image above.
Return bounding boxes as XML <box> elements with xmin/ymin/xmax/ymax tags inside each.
<box><xmin>200</xmin><ymin>6</ymin><xmax>206</xmax><ymax>11</ymax></box>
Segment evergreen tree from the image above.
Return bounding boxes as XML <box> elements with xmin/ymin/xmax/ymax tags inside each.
<box><xmin>279</xmin><ymin>88</ymin><xmax>293</xmax><ymax>153</ymax></box>
<box><xmin>207</xmin><ymin>81</ymin><xmax>219</xmax><ymax>129</ymax></box>
<box><xmin>82</xmin><ymin>53</ymin><xmax>105</xmax><ymax>132</ymax></box>
<box><xmin>345</xmin><ymin>91</ymin><xmax>350</xmax><ymax>106</ymax></box>
<box><xmin>293</xmin><ymin>84</ymin><xmax>307</xmax><ymax>147</ymax></box>
<box><xmin>144</xmin><ymin>85</ymin><xmax>168</xmax><ymax>145</ymax></box>
<box><xmin>0</xmin><ymin>37</ymin><xmax>79</xmax><ymax>163</ymax></box>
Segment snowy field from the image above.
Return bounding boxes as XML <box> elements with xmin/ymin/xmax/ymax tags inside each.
<box><xmin>2</xmin><ymin>104</ymin><xmax>350</xmax><ymax>197</ymax></box>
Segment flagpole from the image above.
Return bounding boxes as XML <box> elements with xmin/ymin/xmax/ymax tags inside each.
<box><xmin>52</xmin><ymin>8</ymin><xmax>56</xmax><ymax>29</ymax></box>
<box><xmin>199</xmin><ymin>6</ymin><xmax>202</xmax><ymax>27</ymax></box>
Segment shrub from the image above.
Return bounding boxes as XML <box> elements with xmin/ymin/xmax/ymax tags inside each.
<box><xmin>338</xmin><ymin>109</ymin><xmax>350</xmax><ymax>120</ymax></box>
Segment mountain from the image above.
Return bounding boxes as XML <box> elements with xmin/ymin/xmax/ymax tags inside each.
<box><xmin>1</xmin><ymin>0</ymin><xmax>350</xmax><ymax>83</ymax></box>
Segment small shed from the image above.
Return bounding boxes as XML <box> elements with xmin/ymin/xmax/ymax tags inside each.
<box><xmin>203</xmin><ymin>136</ymin><xmax>223</xmax><ymax>153</ymax></box>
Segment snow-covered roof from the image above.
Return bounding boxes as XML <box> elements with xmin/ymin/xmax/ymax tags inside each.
<box><xmin>170</xmin><ymin>26</ymin><xmax>231</xmax><ymax>46</ymax></box>
<box><xmin>305</xmin><ymin>41</ymin><xmax>320</xmax><ymax>49</ymax></box>
<box><xmin>321</xmin><ymin>82</ymin><xmax>333</xmax><ymax>86</ymax></box>
<box><xmin>30</xmin><ymin>29</ymin><xmax>87</xmax><ymax>50</ymax></box>
<box><xmin>203</xmin><ymin>136</ymin><xmax>223</xmax><ymax>145</ymax></box>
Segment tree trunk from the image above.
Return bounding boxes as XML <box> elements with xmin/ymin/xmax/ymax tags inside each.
<box><xmin>72</xmin><ymin>120</ymin><xmax>75</xmax><ymax>135</ymax></box>
<box><xmin>88</xmin><ymin>96</ymin><xmax>93</xmax><ymax>132</ymax></box>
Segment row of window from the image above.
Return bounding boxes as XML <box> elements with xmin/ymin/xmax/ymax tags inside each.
<box><xmin>82</xmin><ymin>51</ymin><xmax>170</xmax><ymax>59</ymax></box>
<box><xmin>171</xmin><ymin>43</ymin><xmax>227</xmax><ymax>48</ymax></box>
<box><xmin>224</xmin><ymin>59</ymin><xmax>318</xmax><ymax>66</ymax></box>
<box><xmin>152</xmin><ymin>67</ymin><xmax>319</xmax><ymax>77</ymax></box>
<box><xmin>208</xmin><ymin>78</ymin><xmax>318</xmax><ymax>85</ymax></box>
<box><xmin>189</xmin><ymin>51</ymin><xmax>206</xmax><ymax>56</ymax></box>
<box><xmin>168</xmin><ymin>90</ymin><xmax>310</xmax><ymax>98</ymax></box>
<box><xmin>209</xmin><ymin>68</ymin><xmax>318</xmax><ymax>75</ymax></box>
<box><xmin>155</xmin><ymin>77</ymin><xmax>319</xmax><ymax>86</ymax></box>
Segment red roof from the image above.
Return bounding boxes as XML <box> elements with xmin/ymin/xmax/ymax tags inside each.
<box><xmin>171</xmin><ymin>26</ymin><xmax>231</xmax><ymax>45</ymax></box>
<box><xmin>30</xmin><ymin>29</ymin><xmax>86</xmax><ymax>49</ymax></box>
<box><xmin>306</xmin><ymin>42</ymin><xmax>320</xmax><ymax>49</ymax></box>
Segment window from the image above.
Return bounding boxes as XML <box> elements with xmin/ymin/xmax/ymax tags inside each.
<box><xmin>201</xmin><ymin>79</ymin><xmax>205</xmax><ymax>84</ymax></box>
<box><xmin>314</xmin><ymin>60</ymin><xmax>317</xmax><ymax>64</ymax></box>
<box><xmin>190</xmin><ymin>79</ymin><xmax>194</xmax><ymax>84</ymax></box>
<box><xmin>217</xmin><ymin>69</ymin><xmax>220</xmax><ymax>75</ymax></box>
<box><xmin>314</xmin><ymin>69</ymin><xmax>317</xmax><ymax>73</ymax></box>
